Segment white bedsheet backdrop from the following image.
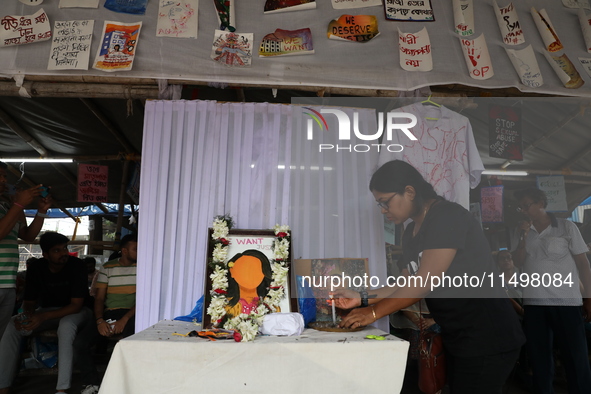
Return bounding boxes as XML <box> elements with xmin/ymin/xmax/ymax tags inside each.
<box><xmin>138</xmin><ymin>100</ymin><xmax>293</xmax><ymax>330</ymax></box>
<box><xmin>1</xmin><ymin>0</ymin><xmax>591</xmax><ymax>97</ymax></box>
<box><xmin>137</xmin><ymin>101</ymin><xmax>389</xmax><ymax>332</ymax></box>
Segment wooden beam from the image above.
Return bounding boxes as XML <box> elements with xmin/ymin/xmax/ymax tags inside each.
<box><xmin>0</xmin><ymin>81</ymin><xmax>159</xmax><ymax>99</ymax></box>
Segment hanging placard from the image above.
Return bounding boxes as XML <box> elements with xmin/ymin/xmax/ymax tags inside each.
<box><xmin>536</xmin><ymin>175</ymin><xmax>567</xmax><ymax>212</ymax></box>
<box><xmin>481</xmin><ymin>185</ymin><xmax>504</xmax><ymax>223</ymax></box>
<box><xmin>384</xmin><ymin>0</ymin><xmax>434</xmax><ymax>22</ymax></box>
<box><xmin>488</xmin><ymin>104</ymin><xmax>522</xmax><ymax>160</ymax></box>
<box><xmin>78</xmin><ymin>164</ymin><xmax>108</xmax><ymax>203</ymax></box>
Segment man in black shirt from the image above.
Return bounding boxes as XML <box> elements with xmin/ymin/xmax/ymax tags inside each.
<box><xmin>0</xmin><ymin>232</ymin><xmax>91</xmax><ymax>394</ymax></box>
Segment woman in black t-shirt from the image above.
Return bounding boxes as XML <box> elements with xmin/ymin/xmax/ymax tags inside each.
<box><xmin>333</xmin><ymin>160</ymin><xmax>525</xmax><ymax>394</ymax></box>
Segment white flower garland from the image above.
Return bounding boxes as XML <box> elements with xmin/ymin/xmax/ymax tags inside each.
<box><xmin>206</xmin><ymin>217</ymin><xmax>290</xmax><ymax>342</ymax></box>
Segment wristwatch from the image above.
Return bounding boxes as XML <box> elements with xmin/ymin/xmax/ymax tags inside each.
<box><xmin>359</xmin><ymin>290</ymin><xmax>369</xmax><ymax>307</ymax></box>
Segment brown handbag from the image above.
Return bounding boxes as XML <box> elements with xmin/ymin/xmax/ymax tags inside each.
<box><xmin>418</xmin><ymin>314</ymin><xmax>446</xmax><ymax>394</ymax></box>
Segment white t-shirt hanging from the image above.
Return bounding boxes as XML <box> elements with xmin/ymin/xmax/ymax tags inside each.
<box><xmin>378</xmin><ymin>103</ymin><xmax>484</xmax><ymax>209</ymax></box>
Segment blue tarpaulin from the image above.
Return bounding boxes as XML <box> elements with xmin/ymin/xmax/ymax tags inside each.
<box><xmin>24</xmin><ymin>204</ymin><xmax>137</xmax><ymax>219</ymax></box>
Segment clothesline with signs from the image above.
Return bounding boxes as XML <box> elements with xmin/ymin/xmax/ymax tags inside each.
<box><xmin>2</xmin><ymin>1</ymin><xmax>591</xmax><ymax>96</ymax></box>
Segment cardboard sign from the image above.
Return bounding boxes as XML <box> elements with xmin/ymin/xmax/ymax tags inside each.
<box><xmin>78</xmin><ymin>164</ymin><xmax>108</xmax><ymax>203</ymax></box>
<box><xmin>398</xmin><ymin>27</ymin><xmax>432</xmax><ymax>71</ymax></box>
<box><xmin>537</xmin><ymin>176</ymin><xmax>567</xmax><ymax>212</ymax></box>
<box><xmin>481</xmin><ymin>185</ymin><xmax>504</xmax><ymax>223</ymax></box>
<box><xmin>493</xmin><ymin>1</ymin><xmax>525</xmax><ymax>45</ymax></box>
<box><xmin>384</xmin><ymin>0</ymin><xmax>434</xmax><ymax>21</ymax></box>
<box><xmin>48</xmin><ymin>20</ymin><xmax>94</xmax><ymax>70</ymax></box>
<box><xmin>488</xmin><ymin>104</ymin><xmax>522</xmax><ymax>160</ymax></box>
<box><xmin>0</xmin><ymin>8</ymin><xmax>51</xmax><ymax>47</ymax></box>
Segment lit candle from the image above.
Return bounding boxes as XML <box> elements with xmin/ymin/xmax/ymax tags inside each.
<box><xmin>330</xmin><ymin>294</ymin><xmax>336</xmax><ymax>326</ymax></box>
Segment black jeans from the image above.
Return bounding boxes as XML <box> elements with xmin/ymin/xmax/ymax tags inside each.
<box><xmin>523</xmin><ymin>305</ymin><xmax>591</xmax><ymax>394</ymax></box>
<box><xmin>446</xmin><ymin>348</ymin><xmax>520</xmax><ymax>394</ymax></box>
<box><xmin>72</xmin><ymin>308</ymin><xmax>135</xmax><ymax>386</ymax></box>
<box><xmin>72</xmin><ymin>309</ymin><xmax>101</xmax><ymax>386</ymax></box>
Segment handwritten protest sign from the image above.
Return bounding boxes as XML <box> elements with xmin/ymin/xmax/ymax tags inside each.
<box><xmin>505</xmin><ymin>45</ymin><xmax>543</xmax><ymax>88</ymax></box>
<box><xmin>78</xmin><ymin>164</ymin><xmax>108</xmax><ymax>203</ymax></box>
<box><xmin>579</xmin><ymin>57</ymin><xmax>591</xmax><ymax>78</ymax></box>
<box><xmin>327</xmin><ymin>15</ymin><xmax>379</xmax><ymax>43</ymax></box>
<box><xmin>489</xmin><ymin>104</ymin><xmax>522</xmax><ymax>160</ymax></box>
<box><xmin>493</xmin><ymin>1</ymin><xmax>524</xmax><ymax>45</ymax></box>
<box><xmin>459</xmin><ymin>34</ymin><xmax>494</xmax><ymax>80</ymax></box>
<box><xmin>481</xmin><ymin>185</ymin><xmax>504</xmax><ymax>224</ymax></box>
<box><xmin>453</xmin><ymin>0</ymin><xmax>474</xmax><ymax>36</ymax></box>
<box><xmin>1</xmin><ymin>8</ymin><xmax>51</xmax><ymax>47</ymax></box>
<box><xmin>48</xmin><ymin>20</ymin><xmax>94</xmax><ymax>70</ymax></box>
<box><xmin>537</xmin><ymin>176</ymin><xmax>567</xmax><ymax>212</ymax></box>
<box><xmin>384</xmin><ymin>0</ymin><xmax>434</xmax><ymax>21</ymax></box>
<box><xmin>398</xmin><ymin>27</ymin><xmax>432</xmax><ymax>71</ymax></box>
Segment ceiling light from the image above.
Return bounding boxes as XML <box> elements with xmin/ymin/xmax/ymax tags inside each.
<box><xmin>0</xmin><ymin>158</ymin><xmax>73</xmax><ymax>163</ymax></box>
<box><xmin>482</xmin><ymin>170</ymin><xmax>528</xmax><ymax>176</ymax></box>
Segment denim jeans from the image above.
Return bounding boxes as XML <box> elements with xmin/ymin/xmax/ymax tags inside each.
<box><xmin>0</xmin><ymin>306</ymin><xmax>92</xmax><ymax>391</ymax></box>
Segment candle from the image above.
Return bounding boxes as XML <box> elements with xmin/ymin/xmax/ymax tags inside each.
<box><xmin>330</xmin><ymin>294</ymin><xmax>336</xmax><ymax>326</ymax></box>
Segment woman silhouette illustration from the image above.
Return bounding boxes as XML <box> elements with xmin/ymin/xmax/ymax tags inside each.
<box><xmin>225</xmin><ymin>249</ymin><xmax>273</xmax><ymax>318</ymax></box>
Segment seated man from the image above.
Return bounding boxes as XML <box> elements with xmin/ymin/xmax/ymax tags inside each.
<box><xmin>0</xmin><ymin>232</ymin><xmax>91</xmax><ymax>394</ymax></box>
<box><xmin>95</xmin><ymin>234</ymin><xmax>137</xmax><ymax>338</ymax></box>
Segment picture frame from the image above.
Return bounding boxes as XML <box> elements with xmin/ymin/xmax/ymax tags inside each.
<box><xmin>203</xmin><ymin>228</ymin><xmax>297</xmax><ymax>328</ymax></box>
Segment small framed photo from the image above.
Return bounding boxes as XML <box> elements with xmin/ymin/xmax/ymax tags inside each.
<box><xmin>203</xmin><ymin>228</ymin><xmax>297</xmax><ymax>329</ymax></box>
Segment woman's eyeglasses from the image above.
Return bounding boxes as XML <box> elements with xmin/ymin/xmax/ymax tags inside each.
<box><xmin>376</xmin><ymin>193</ymin><xmax>397</xmax><ymax>210</ymax></box>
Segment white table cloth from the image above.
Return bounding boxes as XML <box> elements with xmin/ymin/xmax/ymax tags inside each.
<box><xmin>99</xmin><ymin>320</ymin><xmax>409</xmax><ymax>394</ymax></box>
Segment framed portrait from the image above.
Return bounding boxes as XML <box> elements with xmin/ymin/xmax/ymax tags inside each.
<box><xmin>203</xmin><ymin>229</ymin><xmax>297</xmax><ymax>328</ymax></box>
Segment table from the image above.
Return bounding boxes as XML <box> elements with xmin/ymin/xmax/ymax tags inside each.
<box><xmin>99</xmin><ymin>320</ymin><xmax>409</xmax><ymax>394</ymax></box>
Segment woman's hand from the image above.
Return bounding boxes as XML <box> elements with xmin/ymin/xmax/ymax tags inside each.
<box><xmin>339</xmin><ymin>307</ymin><xmax>375</xmax><ymax>329</ymax></box>
<box><xmin>329</xmin><ymin>289</ymin><xmax>361</xmax><ymax>310</ymax></box>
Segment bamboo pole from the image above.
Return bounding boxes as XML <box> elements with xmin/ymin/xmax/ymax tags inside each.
<box><xmin>114</xmin><ymin>160</ymin><xmax>131</xmax><ymax>248</ymax></box>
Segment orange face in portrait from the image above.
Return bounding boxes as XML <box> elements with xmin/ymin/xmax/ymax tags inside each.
<box><xmin>229</xmin><ymin>255</ymin><xmax>265</xmax><ymax>290</ymax></box>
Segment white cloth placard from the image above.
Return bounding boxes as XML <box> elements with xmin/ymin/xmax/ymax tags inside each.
<box><xmin>259</xmin><ymin>312</ymin><xmax>305</xmax><ymax>336</ymax></box>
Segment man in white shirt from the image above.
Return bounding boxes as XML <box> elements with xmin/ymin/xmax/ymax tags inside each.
<box><xmin>513</xmin><ymin>188</ymin><xmax>591</xmax><ymax>394</ymax></box>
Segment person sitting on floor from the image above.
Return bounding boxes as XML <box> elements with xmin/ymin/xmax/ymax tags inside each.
<box><xmin>95</xmin><ymin>233</ymin><xmax>137</xmax><ymax>338</ymax></box>
<box><xmin>0</xmin><ymin>232</ymin><xmax>91</xmax><ymax>394</ymax></box>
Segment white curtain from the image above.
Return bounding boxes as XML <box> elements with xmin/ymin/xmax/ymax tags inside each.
<box><xmin>289</xmin><ymin>106</ymin><xmax>388</xmax><ymax>331</ymax></box>
<box><xmin>138</xmin><ymin>101</ymin><xmax>388</xmax><ymax>332</ymax></box>
<box><xmin>137</xmin><ymin>100</ymin><xmax>293</xmax><ymax>330</ymax></box>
